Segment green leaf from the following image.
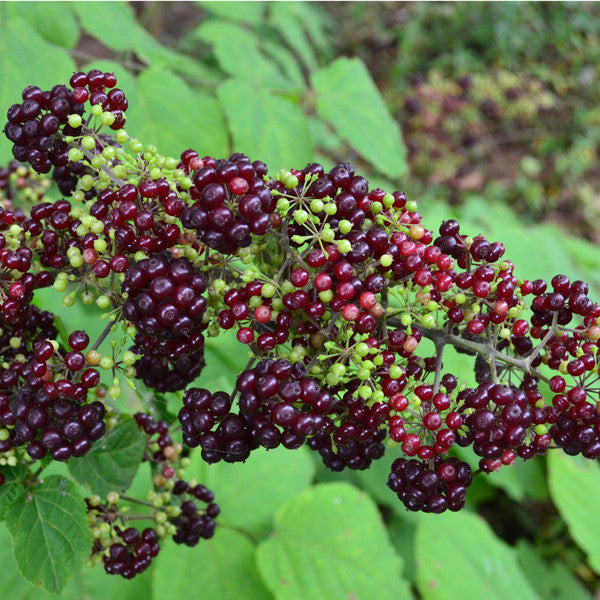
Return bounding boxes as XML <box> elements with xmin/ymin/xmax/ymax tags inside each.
<box><xmin>72</xmin><ymin>1</ymin><xmax>144</xmax><ymax>52</ymax></box>
<box><xmin>68</xmin><ymin>416</ymin><xmax>146</xmax><ymax>497</ymax></box>
<box><xmin>72</xmin><ymin>1</ymin><xmax>218</xmax><ymax>82</ymax></box>
<box><xmin>515</xmin><ymin>540</ymin><xmax>592</xmax><ymax>600</ymax></box>
<box><xmin>262</xmin><ymin>39</ymin><xmax>306</xmax><ymax>89</ymax></box>
<box><xmin>5</xmin><ymin>475</ymin><xmax>91</xmax><ymax>594</ymax></box>
<box><xmin>0</xmin><ymin>522</ymin><xmax>55</xmax><ymax>600</ymax></box>
<box><xmin>311</xmin><ymin>57</ymin><xmax>407</xmax><ymax>178</ymax></box>
<box><xmin>268</xmin><ymin>2</ymin><xmax>320</xmax><ymax>72</ymax></box>
<box><xmin>217</xmin><ymin>78</ymin><xmax>313</xmax><ymax>169</ymax></box>
<box><xmin>128</xmin><ymin>66</ymin><xmax>228</xmax><ymax>159</ymax></box>
<box><xmin>198</xmin><ymin>1</ymin><xmax>267</xmax><ymax>26</ymax></box>
<box><xmin>0</xmin><ymin>464</ymin><xmax>27</xmax><ymax>520</ymax></box>
<box><xmin>0</xmin><ymin>17</ymin><xmax>76</xmax><ymax>163</ymax></box>
<box><xmin>256</xmin><ymin>482</ymin><xmax>414</xmax><ymax>600</ymax></box>
<box><xmin>5</xmin><ymin>2</ymin><xmax>79</xmax><ymax>48</ymax></box>
<box><xmin>195</xmin><ymin>20</ymin><xmax>294</xmax><ymax>91</ymax></box>
<box><xmin>388</xmin><ymin>515</ymin><xmax>418</xmax><ymax>584</ymax></box>
<box><xmin>415</xmin><ymin>510</ymin><xmax>541</xmax><ymax>600</ymax></box>
<box><xmin>190</xmin><ymin>445</ymin><xmax>315</xmax><ymax>536</ymax></box>
<box><xmin>548</xmin><ymin>452</ymin><xmax>600</xmax><ymax>573</ymax></box>
<box><xmin>154</xmin><ymin>529</ymin><xmax>272</xmax><ymax>600</ymax></box>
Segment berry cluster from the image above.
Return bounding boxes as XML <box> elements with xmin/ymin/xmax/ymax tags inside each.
<box><xmin>122</xmin><ymin>254</ymin><xmax>207</xmax><ymax>392</ymax></box>
<box><xmin>456</xmin><ymin>382</ymin><xmax>551</xmax><ymax>472</ymax></box>
<box><xmin>181</xmin><ymin>152</ymin><xmax>274</xmax><ymax>254</ymax></box>
<box><xmin>170</xmin><ymin>479</ymin><xmax>219</xmax><ymax>546</ymax></box>
<box><xmin>0</xmin><ymin>308</ymin><xmax>104</xmax><ymax>461</ymax></box>
<box><xmin>4</xmin><ymin>83</ymin><xmax>83</xmax><ymax>175</ymax></box>
<box><xmin>2</xmin><ymin>69</ymin><xmax>600</xmax><ymax>583</ymax></box>
<box><xmin>102</xmin><ymin>527</ymin><xmax>160</xmax><ymax>579</ymax></box>
<box><xmin>388</xmin><ymin>456</ymin><xmax>472</xmax><ymax>513</ymax></box>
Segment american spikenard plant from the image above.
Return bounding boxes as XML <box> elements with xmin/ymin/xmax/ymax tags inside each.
<box><xmin>0</xmin><ymin>69</ymin><xmax>599</xmax><ymax>591</ymax></box>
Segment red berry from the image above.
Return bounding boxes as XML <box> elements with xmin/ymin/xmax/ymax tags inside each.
<box><xmin>228</xmin><ymin>177</ymin><xmax>249</xmax><ymax>195</ymax></box>
<box><xmin>237</xmin><ymin>328</ymin><xmax>254</xmax><ymax>344</ymax></box>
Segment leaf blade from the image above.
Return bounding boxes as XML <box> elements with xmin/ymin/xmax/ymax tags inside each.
<box><xmin>217</xmin><ymin>78</ymin><xmax>313</xmax><ymax>169</ymax></box>
<box><xmin>256</xmin><ymin>482</ymin><xmax>414</xmax><ymax>600</ymax></box>
<box><xmin>311</xmin><ymin>57</ymin><xmax>407</xmax><ymax>179</ymax></box>
<box><xmin>415</xmin><ymin>510</ymin><xmax>541</xmax><ymax>600</ymax></box>
<box><xmin>5</xmin><ymin>475</ymin><xmax>90</xmax><ymax>594</ymax></box>
<box><xmin>154</xmin><ymin>529</ymin><xmax>273</xmax><ymax>600</ymax></box>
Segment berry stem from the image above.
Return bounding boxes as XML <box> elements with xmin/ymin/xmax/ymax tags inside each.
<box><xmin>525</xmin><ymin>311</ymin><xmax>558</xmax><ymax>368</ymax></box>
<box><xmin>409</xmin><ymin>321</ymin><xmax>553</xmax><ymax>385</ymax></box>
<box><xmin>118</xmin><ymin>494</ymin><xmax>155</xmax><ymax>508</ymax></box>
<box><xmin>91</xmin><ymin>319</ymin><xmax>117</xmax><ymax>352</ymax></box>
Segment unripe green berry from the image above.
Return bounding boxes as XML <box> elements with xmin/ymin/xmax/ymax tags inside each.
<box><xmin>310</xmin><ymin>199</ymin><xmax>324</xmax><ymax>213</ymax></box>
<box><xmin>380</xmin><ymin>254</ymin><xmax>393</xmax><ymax>267</ymax></box>
<box><xmin>122</xmin><ymin>351</ymin><xmax>137</xmax><ymax>366</ymax></box>
<box><xmin>68</xmin><ymin>148</ymin><xmax>84</xmax><ymax>162</ymax></box>
<box><xmin>100</xmin><ymin>111</ymin><xmax>116</xmax><ymax>126</ymax></box>
<box><xmin>63</xmin><ymin>293</ymin><xmax>75</xmax><ymax>307</ymax></box>
<box><xmin>358</xmin><ymin>385</ymin><xmax>372</xmax><ymax>399</ymax></box>
<box><xmin>68</xmin><ymin>114</ymin><xmax>82</xmax><ymax>128</ymax></box>
<box><xmin>106</xmin><ymin>491</ymin><xmax>119</xmax><ymax>504</ymax></box>
<box><xmin>129</xmin><ymin>140</ymin><xmax>144</xmax><ymax>153</ymax></box>
<box><xmin>337</xmin><ymin>239</ymin><xmax>351</xmax><ymax>254</ymax></box>
<box><xmin>81</xmin><ymin>136</ymin><xmax>96</xmax><ymax>151</ymax></box>
<box><xmin>96</xmin><ymin>295</ymin><xmax>111</xmax><ymax>309</ymax></box>
<box><xmin>338</xmin><ymin>219</ymin><xmax>352</xmax><ymax>234</ymax></box>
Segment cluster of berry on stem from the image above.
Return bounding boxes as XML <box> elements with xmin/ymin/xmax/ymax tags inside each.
<box><xmin>1</xmin><ymin>70</ymin><xmax>600</xmax><ymax>576</ymax></box>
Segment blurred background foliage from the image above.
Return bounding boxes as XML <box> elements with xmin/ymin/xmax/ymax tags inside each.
<box><xmin>1</xmin><ymin>2</ymin><xmax>600</xmax><ymax>599</ymax></box>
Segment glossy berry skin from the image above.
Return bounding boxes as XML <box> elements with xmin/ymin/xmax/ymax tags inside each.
<box><xmin>121</xmin><ymin>254</ymin><xmax>207</xmax><ymax>392</ymax></box>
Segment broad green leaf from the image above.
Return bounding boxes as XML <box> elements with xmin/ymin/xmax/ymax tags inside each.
<box><xmin>388</xmin><ymin>515</ymin><xmax>418</xmax><ymax>585</ymax></box>
<box><xmin>256</xmin><ymin>482</ymin><xmax>414</xmax><ymax>600</ymax></box>
<box><xmin>6</xmin><ymin>475</ymin><xmax>90</xmax><ymax>594</ymax></box>
<box><xmin>33</xmin><ymin>289</ymin><xmax>108</xmax><ymax>352</ymax></box>
<box><xmin>68</xmin><ymin>417</ymin><xmax>146</xmax><ymax>496</ymax></box>
<box><xmin>218</xmin><ymin>78</ymin><xmax>313</xmax><ymax>169</ymax></box>
<box><xmin>352</xmin><ymin>445</ymin><xmax>419</xmax><ymax>517</ymax></box>
<box><xmin>268</xmin><ymin>2</ymin><xmax>319</xmax><ymax>72</ymax></box>
<box><xmin>154</xmin><ymin>529</ymin><xmax>272</xmax><ymax>600</ymax></box>
<box><xmin>548</xmin><ymin>452</ymin><xmax>600</xmax><ymax>573</ymax></box>
<box><xmin>0</xmin><ymin>522</ymin><xmax>55</xmax><ymax>600</ymax></box>
<box><xmin>5</xmin><ymin>2</ymin><xmax>79</xmax><ymax>48</ymax></box>
<box><xmin>0</xmin><ymin>17</ymin><xmax>76</xmax><ymax>162</ymax></box>
<box><xmin>129</xmin><ymin>66</ymin><xmax>228</xmax><ymax>159</ymax></box>
<box><xmin>72</xmin><ymin>1</ymin><xmax>147</xmax><ymax>52</ymax></box>
<box><xmin>484</xmin><ymin>457</ymin><xmax>547</xmax><ymax>502</ymax></box>
<box><xmin>262</xmin><ymin>39</ymin><xmax>306</xmax><ymax>88</ymax></box>
<box><xmin>285</xmin><ymin>1</ymin><xmax>333</xmax><ymax>59</ymax></box>
<box><xmin>195</xmin><ymin>20</ymin><xmax>294</xmax><ymax>91</ymax></box>
<box><xmin>61</xmin><ymin>562</ymin><xmax>153</xmax><ymax>600</ymax></box>
<box><xmin>0</xmin><ymin>464</ymin><xmax>26</xmax><ymax>520</ymax></box>
<box><xmin>415</xmin><ymin>510</ymin><xmax>541</xmax><ymax>600</ymax></box>
<box><xmin>190</xmin><ymin>445</ymin><xmax>315</xmax><ymax>536</ymax></box>
<box><xmin>198</xmin><ymin>1</ymin><xmax>267</xmax><ymax>25</ymax></box>
<box><xmin>72</xmin><ymin>2</ymin><xmax>217</xmax><ymax>82</ymax></box>
<box><xmin>311</xmin><ymin>57</ymin><xmax>407</xmax><ymax>179</ymax></box>
<box><xmin>515</xmin><ymin>540</ymin><xmax>592</xmax><ymax>600</ymax></box>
